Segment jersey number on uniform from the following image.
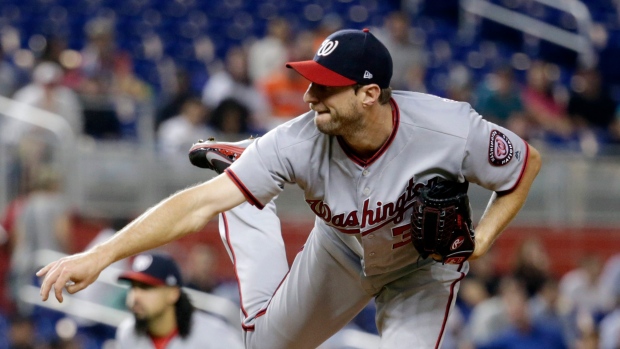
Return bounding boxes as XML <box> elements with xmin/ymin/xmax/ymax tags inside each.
<box><xmin>391</xmin><ymin>224</ymin><xmax>412</xmax><ymax>249</ymax></box>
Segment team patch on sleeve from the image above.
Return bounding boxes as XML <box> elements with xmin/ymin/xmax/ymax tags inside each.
<box><xmin>488</xmin><ymin>130</ymin><xmax>514</xmax><ymax>166</ymax></box>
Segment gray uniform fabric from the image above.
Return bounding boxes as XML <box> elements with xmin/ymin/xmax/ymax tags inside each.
<box><xmin>115</xmin><ymin>311</ymin><xmax>244</xmax><ymax>349</ymax></box>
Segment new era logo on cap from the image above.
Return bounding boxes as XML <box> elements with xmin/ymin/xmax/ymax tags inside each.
<box><xmin>286</xmin><ymin>28</ymin><xmax>392</xmax><ymax>88</ymax></box>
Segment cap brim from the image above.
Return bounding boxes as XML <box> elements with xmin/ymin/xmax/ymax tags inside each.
<box><xmin>118</xmin><ymin>271</ymin><xmax>166</xmax><ymax>286</ymax></box>
<box><xmin>286</xmin><ymin>60</ymin><xmax>356</xmax><ymax>87</ymax></box>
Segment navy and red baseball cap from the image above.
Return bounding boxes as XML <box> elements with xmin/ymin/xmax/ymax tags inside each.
<box><xmin>286</xmin><ymin>28</ymin><xmax>393</xmax><ymax>88</ymax></box>
<box><xmin>118</xmin><ymin>253</ymin><xmax>183</xmax><ymax>287</ymax></box>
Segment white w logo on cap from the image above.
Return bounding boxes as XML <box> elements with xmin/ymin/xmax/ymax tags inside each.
<box><xmin>317</xmin><ymin>40</ymin><xmax>339</xmax><ymax>56</ymax></box>
<box><xmin>133</xmin><ymin>255</ymin><xmax>153</xmax><ymax>271</ymax></box>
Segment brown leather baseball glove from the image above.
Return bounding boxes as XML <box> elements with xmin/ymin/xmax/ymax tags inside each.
<box><xmin>411</xmin><ymin>179</ymin><xmax>476</xmax><ymax>265</ymax></box>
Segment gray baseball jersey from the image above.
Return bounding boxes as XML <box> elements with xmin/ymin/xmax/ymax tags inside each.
<box><xmin>219</xmin><ymin>91</ymin><xmax>528</xmax><ymax>349</ymax></box>
<box><xmin>115</xmin><ymin>311</ymin><xmax>244</xmax><ymax>349</ymax></box>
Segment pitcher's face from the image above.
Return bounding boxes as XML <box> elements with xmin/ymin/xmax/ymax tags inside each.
<box><xmin>304</xmin><ymin>83</ymin><xmax>364</xmax><ymax>136</ymax></box>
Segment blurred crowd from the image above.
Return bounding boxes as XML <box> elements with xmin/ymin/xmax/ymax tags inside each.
<box><xmin>444</xmin><ymin>240</ymin><xmax>620</xmax><ymax>349</ymax></box>
<box><xmin>0</xmin><ymin>8</ymin><xmax>619</xmax><ymax>349</ymax></box>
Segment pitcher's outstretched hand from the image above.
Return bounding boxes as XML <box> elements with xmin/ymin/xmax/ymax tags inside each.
<box><xmin>37</xmin><ymin>250</ymin><xmax>105</xmax><ymax>302</ymax></box>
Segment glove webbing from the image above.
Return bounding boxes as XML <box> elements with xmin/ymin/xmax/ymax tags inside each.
<box><xmin>418</xmin><ymin>194</ymin><xmax>465</xmax><ymax>254</ymax></box>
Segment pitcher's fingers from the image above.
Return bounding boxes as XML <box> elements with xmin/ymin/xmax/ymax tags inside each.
<box><xmin>52</xmin><ymin>270</ymin><xmax>73</xmax><ymax>303</ymax></box>
<box><xmin>36</xmin><ymin>262</ymin><xmax>55</xmax><ymax>277</ymax></box>
<box><xmin>39</xmin><ymin>264</ymin><xmax>61</xmax><ymax>301</ymax></box>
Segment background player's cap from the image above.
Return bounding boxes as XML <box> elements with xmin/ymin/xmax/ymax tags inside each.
<box><xmin>118</xmin><ymin>253</ymin><xmax>183</xmax><ymax>287</ymax></box>
<box><xmin>286</xmin><ymin>28</ymin><xmax>393</xmax><ymax>88</ymax></box>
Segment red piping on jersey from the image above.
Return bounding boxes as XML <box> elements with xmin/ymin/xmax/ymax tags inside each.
<box><xmin>336</xmin><ymin>98</ymin><xmax>400</xmax><ymax>167</ymax></box>
<box><xmin>249</xmin><ymin>264</ymin><xmax>293</xmax><ymax>328</ymax></box>
<box><xmin>434</xmin><ymin>264</ymin><xmax>466</xmax><ymax>349</ymax></box>
<box><xmin>221</xmin><ymin>211</ymin><xmax>295</xmax><ymax>332</ymax></box>
<box><xmin>225</xmin><ymin>169</ymin><xmax>265</xmax><ymax>209</ymax></box>
<box><xmin>498</xmin><ymin>140</ymin><xmax>530</xmax><ymax>195</ymax></box>
<box><xmin>221</xmin><ymin>212</ymin><xmax>250</xmax><ymax>322</ymax></box>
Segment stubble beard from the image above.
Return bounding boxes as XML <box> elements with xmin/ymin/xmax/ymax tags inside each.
<box><xmin>134</xmin><ymin>314</ymin><xmax>150</xmax><ymax>336</ymax></box>
<box><xmin>314</xmin><ymin>101</ymin><xmax>363</xmax><ymax>137</ymax></box>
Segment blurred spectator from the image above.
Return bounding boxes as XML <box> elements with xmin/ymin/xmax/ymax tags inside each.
<box><xmin>1</xmin><ymin>61</ymin><xmax>81</xmax><ymax>226</ymax></box>
<box><xmin>51</xmin><ymin>336</ymin><xmax>84</xmax><ymax>349</ymax></box>
<box><xmin>257</xmin><ymin>31</ymin><xmax>315</xmax><ymax>129</ymax></box>
<box><xmin>0</xmin><ymin>188</ymin><xmax>29</xmax><ymax>315</ymax></box>
<box><xmin>182</xmin><ymin>244</ymin><xmax>220</xmax><ymax>294</ymax></box>
<box><xmin>573</xmin><ymin>307</ymin><xmax>599</xmax><ymax>349</ymax></box>
<box><xmin>559</xmin><ymin>254</ymin><xmax>615</xmax><ymax>316</ymax></box>
<box><xmin>70</xmin><ymin>16</ymin><xmax>151</xmax><ymax>141</ymax></box>
<box><xmin>8</xmin><ymin>315</ymin><xmax>36</xmax><ymax>349</ymax></box>
<box><xmin>600</xmin><ymin>253</ymin><xmax>620</xmax><ymax>302</ymax></box>
<box><xmin>209</xmin><ymin>98</ymin><xmax>251</xmax><ymax>138</ymax></box>
<box><xmin>0</xmin><ymin>44</ymin><xmax>19</xmax><ymax>98</ymax></box>
<box><xmin>468</xmin><ymin>276</ymin><xmax>525</xmax><ymax>346</ymax></box>
<box><xmin>456</xmin><ymin>250</ymin><xmax>501</xmax><ymax>322</ymax></box>
<box><xmin>116</xmin><ymin>253</ymin><xmax>244</xmax><ymax>349</ymax></box>
<box><xmin>202</xmin><ymin>46</ymin><xmax>270</xmax><ymax>133</ymax></box>
<box><xmin>373</xmin><ymin>11</ymin><xmax>428</xmax><ymax>90</ymax></box>
<box><xmin>476</xmin><ymin>279</ymin><xmax>568</xmax><ymax>349</ymax></box>
<box><xmin>567</xmin><ymin>67</ymin><xmax>619</xmax><ymax>150</ymax></box>
<box><xmin>520</xmin><ymin>60</ymin><xmax>574</xmax><ymax>143</ymax></box>
<box><xmin>73</xmin><ymin>17</ymin><xmax>132</xmax><ymax>94</ymax></box>
<box><xmin>599</xmin><ymin>297</ymin><xmax>620</xmax><ymax>349</ymax></box>
<box><xmin>476</xmin><ymin>66</ymin><xmax>527</xmax><ymax>133</ymax></box>
<box><xmin>3</xmin><ymin>62</ymin><xmax>84</xmax><ymax>143</ymax></box>
<box><xmin>248</xmin><ymin>17</ymin><xmax>291</xmax><ymax>83</ymax></box>
<box><xmin>9</xmin><ymin>167</ymin><xmax>72</xmax><ymax>315</ymax></box>
<box><xmin>157</xmin><ymin>97</ymin><xmax>217</xmax><ymax>156</ymax></box>
<box><xmin>511</xmin><ymin>237</ymin><xmax>552</xmax><ymax>297</ymax></box>
<box><xmin>466</xmin><ymin>250</ymin><xmax>502</xmax><ymax>297</ymax></box>
<box><xmin>156</xmin><ymin>69</ymin><xmax>199</xmax><ymax>130</ymax></box>
<box><xmin>111</xmin><ymin>54</ymin><xmax>153</xmax><ymax>139</ymax></box>
<box><xmin>458</xmin><ymin>277</ymin><xmax>491</xmax><ymax>323</ymax></box>
<box><xmin>459</xmin><ymin>251</ymin><xmax>500</xmax><ymax>323</ymax></box>
<box><xmin>445</xmin><ymin>63</ymin><xmax>474</xmax><ymax>103</ymax></box>
<box><xmin>529</xmin><ymin>278</ymin><xmax>577</xmax><ymax>348</ymax></box>
<box><xmin>39</xmin><ymin>35</ymin><xmax>68</xmax><ymax>67</ymax></box>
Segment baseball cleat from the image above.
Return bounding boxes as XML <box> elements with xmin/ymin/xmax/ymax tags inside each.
<box><xmin>188</xmin><ymin>136</ymin><xmax>256</xmax><ymax>173</ymax></box>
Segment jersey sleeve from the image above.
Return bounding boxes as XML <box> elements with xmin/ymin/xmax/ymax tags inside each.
<box><xmin>225</xmin><ymin>131</ymin><xmax>291</xmax><ymax>209</ymax></box>
<box><xmin>462</xmin><ymin>107</ymin><xmax>529</xmax><ymax>192</ymax></box>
